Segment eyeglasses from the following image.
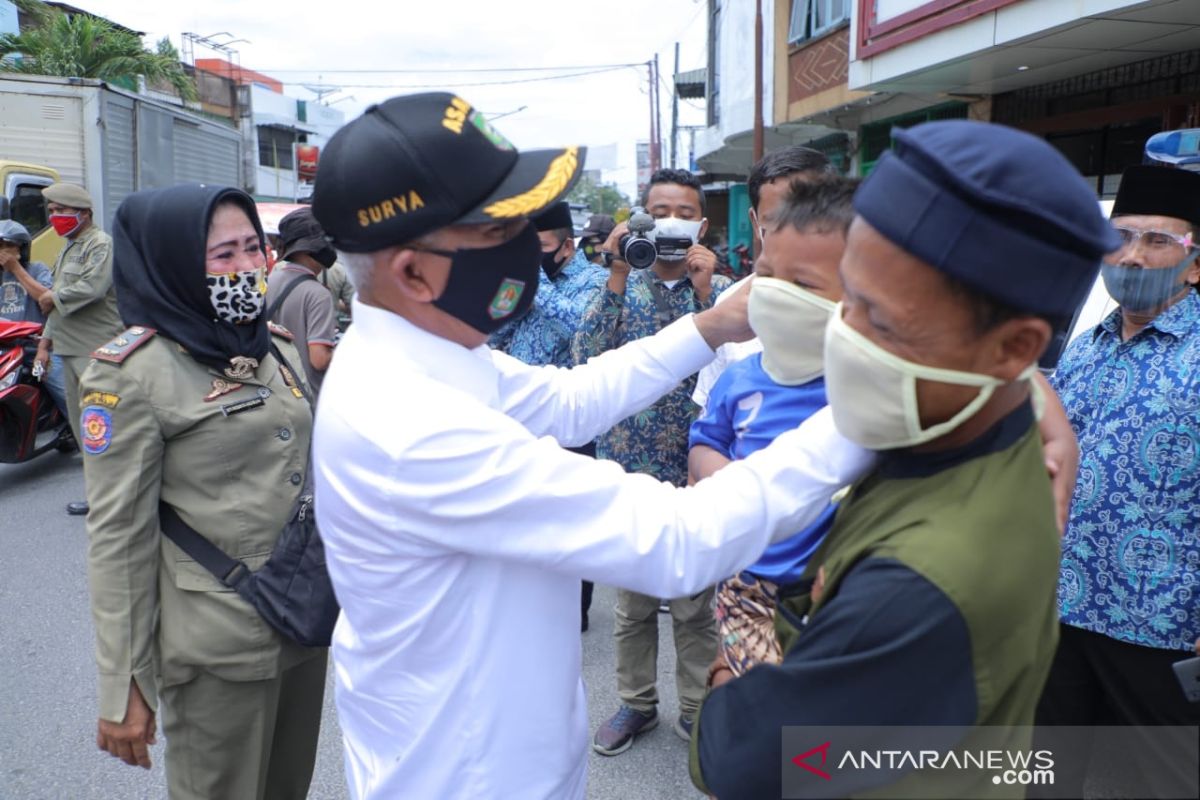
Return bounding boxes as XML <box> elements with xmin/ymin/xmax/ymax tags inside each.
<box><xmin>1113</xmin><ymin>226</ymin><xmax>1195</xmax><ymax>252</ymax></box>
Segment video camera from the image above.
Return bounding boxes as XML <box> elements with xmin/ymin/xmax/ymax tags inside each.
<box><xmin>617</xmin><ymin>207</ymin><xmax>697</xmax><ymax>269</ymax></box>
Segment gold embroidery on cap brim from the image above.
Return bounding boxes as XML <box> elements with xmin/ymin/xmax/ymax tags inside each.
<box><xmin>483</xmin><ymin>147</ymin><xmax>579</xmax><ymax>218</ymax></box>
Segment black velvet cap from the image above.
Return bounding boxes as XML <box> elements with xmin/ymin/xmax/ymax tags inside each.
<box><xmin>1112</xmin><ymin>165</ymin><xmax>1200</xmax><ymax>228</ymax></box>
<box><xmin>533</xmin><ymin>201</ymin><xmax>574</xmax><ymax>233</ymax></box>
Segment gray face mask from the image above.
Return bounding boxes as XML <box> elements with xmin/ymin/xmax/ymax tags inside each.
<box><xmin>1101</xmin><ymin>250</ymin><xmax>1197</xmax><ymax>312</ymax></box>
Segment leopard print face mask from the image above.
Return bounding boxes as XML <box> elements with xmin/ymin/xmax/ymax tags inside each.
<box><xmin>206</xmin><ymin>269</ymin><xmax>265</xmax><ymax>324</ymax></box>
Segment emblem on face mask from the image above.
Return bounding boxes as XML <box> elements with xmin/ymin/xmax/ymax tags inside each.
<box><xmin>488</xmin><ymin>279</ymin><xmax>526</xmax><ymax>320</ymax></box>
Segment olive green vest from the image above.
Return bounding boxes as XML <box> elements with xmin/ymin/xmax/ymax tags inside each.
<box><xmin>778</xmin><ymin>423</ymin><xmax>1061</xmax><ymax>799</ymax></box>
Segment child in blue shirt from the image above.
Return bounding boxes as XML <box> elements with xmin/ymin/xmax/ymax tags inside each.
<box><xmin>688</xmin><ymin>175</ymin><xmax>858</xmax><ymax>675</ymax></box>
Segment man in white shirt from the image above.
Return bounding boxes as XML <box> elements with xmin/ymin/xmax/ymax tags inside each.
<box><xmin>310</xmin><ymin>91</ymin><xmax>871</xmax><ymax>800</ymax></box>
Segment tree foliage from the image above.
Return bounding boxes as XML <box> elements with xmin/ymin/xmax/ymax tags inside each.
<box><xmin>0</xmin><ymin>10</ymin><xmax>197</xmax><ymax>102</ymax></box>
<box><xmin>568</xmin><ymin>174</ymin><xmax>631</xmax><ymax>216</ymax></box>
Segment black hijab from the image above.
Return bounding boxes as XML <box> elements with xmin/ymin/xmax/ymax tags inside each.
<box><xmin>113</xmin><ymin>184</ymin><xmax>270</xmax><ymax>372</ymax></box>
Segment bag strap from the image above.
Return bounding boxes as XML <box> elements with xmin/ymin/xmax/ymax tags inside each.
<box><xmin>266</xmin><ymin>269</ymin><xmax>317</xmax><ymax>321</ymax></box>
<box><xmin>646</xmin><ymin>275</ymin><xmax>696</xmax><ymax>330</ymax></box>
<box><xmin>158</xmin><ymin>504</ymin><xmax>254</xmax><ymax>592</ymax></box>
<box><xmin>158</xmin><ymin>344</ymin><xmax>314</xmax><ymax>592</ymax></box>
<box><xmin>270</xmin><ymin>342</ymin><xmax>314</xmax><ymax>407</ymax></box>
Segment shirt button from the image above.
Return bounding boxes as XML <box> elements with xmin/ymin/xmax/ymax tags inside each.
<box><xmin>289</xmin><ymin>472</ymin><xmax>302</xmax><ymax>485</ymax></box>
<box><xmin>257</xmin><ymin>387</ymin><xmax>272</xmax><ymax>399</ymax></box>
<box><xmin>278</xmin><ymin>428</ymin><xmax>292</xmax><ymax>441</ymax></box>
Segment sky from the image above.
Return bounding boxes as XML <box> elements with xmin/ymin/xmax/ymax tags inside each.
<box><xmin>81</xmin><ymin>0</ymin><xmax>712</xmax><ymax>199</ymax></box>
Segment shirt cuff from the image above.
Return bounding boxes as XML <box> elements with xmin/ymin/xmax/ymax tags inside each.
<box><xmin>97</xmin><ymin>667</ymin><xmax>158</xmax><ymax>722</ymax></box>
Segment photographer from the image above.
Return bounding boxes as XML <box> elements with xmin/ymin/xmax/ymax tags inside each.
<box><xmin>572</xmin><ymin>168</ymin><xmax>730</xmax><ymax>755</ymax></box>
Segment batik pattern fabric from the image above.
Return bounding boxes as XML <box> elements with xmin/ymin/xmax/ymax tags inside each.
<box><xmin>572</xmin><ymin>269</ymin><xmax>731</xmax><ymax>487</ymax></box>
<box><xmin>715</xmin><ymin>571</ymin><xmax>783</xmax><ymax>676</ymax></box>
<box><xmin>489</xmin><ymin>252</ymin><xmax>607</xmax><ymax>368</ymax></box>
<box><xmin>1052</xmin><ymin>291</ymin><xmax>1200</xmax><ymax>652</ymax></box>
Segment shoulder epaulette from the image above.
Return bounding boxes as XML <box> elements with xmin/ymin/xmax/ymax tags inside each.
<box><xmin>91</xmin><ymin>326</ymin><xmax>156</xmax><ymax>363</ymax></box>
<box><xmin>268</xmin><ymin>321</ymin><xmax>294</xmax><ymax>341</ymax></box>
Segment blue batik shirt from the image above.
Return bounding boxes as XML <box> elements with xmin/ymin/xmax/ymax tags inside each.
<box><xmin>1052</xmin><ymin>290</ymin><xmax>1200</xmax><ymax>652</ymax></box>
<box><xmin>573</xmin><ymin>268</ymin><xmax>732</xmax><ymax>487</ymax></box>
<box><xmin>688</xmin><ymin>353</ymin><xmax>835</xmax><ymax>584</ymax></box>
<box><xmin>489</xmin><ymin>251</ymin><xmax>607</xmax><ymax>368</ymax></box>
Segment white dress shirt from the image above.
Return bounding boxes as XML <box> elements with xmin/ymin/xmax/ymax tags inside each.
<box><xmin>314</xmin><ymin>299</ymin><xmax>872</xmax><ymax>800</ymax></box>
<box><xmin>693</xmin><ymin>275</ymin><xmax>762</xmax><ymax>410</ymax></box>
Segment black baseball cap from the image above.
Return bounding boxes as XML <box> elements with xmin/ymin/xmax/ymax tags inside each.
<box><xmin>312</xmin><ymin>92</ymin><xmax>586</xmax><ymax>253</ymax></box>
<box><xmin>278</xmin><ymin>207</ymin><xmax>330</xmax><ymax>260</ymax></box>
<box><xmin>581</xmin><ymin>213</ymin><xmax>616</xmax><ymax>240</ymax></box>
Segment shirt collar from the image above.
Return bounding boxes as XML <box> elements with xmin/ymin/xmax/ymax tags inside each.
<box><xmin>876</xmin><ymin>401</ymin><xmax>1036</xmax><ymax>480</ymax></box>
<box><xmin>553</xmin><ymin>251</ymin><xmax>590</xmax><ymax>282</ymax></box>
<box><xmin>1096</xmin><ymin>290</ymin><xmax>1200</xmax><ymax>342</ymax></box>
<box><xmin>350</xmin><ymin>298</ymin><xmax>498</xmax><ymax>405</ymax></box>
<box><xmin>643</xmin><ymin>269</ymin><xmax>692</xmax><ymax>288</ymax></box>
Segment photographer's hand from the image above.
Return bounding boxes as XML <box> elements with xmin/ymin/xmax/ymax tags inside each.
<box><xmin>686</xmin><ymin>244</ymin><xmax>717</xmax><ymax>304</ymax></box>
<box><xmin>601</xmin><ymin>222</ymin><xmax>631</xmax><ymax>294</ymax></box>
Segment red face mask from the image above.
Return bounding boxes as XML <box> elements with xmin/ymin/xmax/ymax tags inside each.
<box><xmin>49</xmin><ymin>213</ymin><xmax>83</xmax><ymax>238</ymax></box>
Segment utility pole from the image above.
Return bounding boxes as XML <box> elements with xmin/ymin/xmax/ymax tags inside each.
<box><xmin>650</xmin><ymin>55</ymin><xmax>662</xmax><ymax>173</ymax></box>
<box><xmin>671</xmin><ymin>42</ymin><xmax>680</xmax><ymax>169</ymax></box>
<box><xmin>753</xmin><ymin>0</ymin><xmax>765</xmax><ymax>164</ymax></box>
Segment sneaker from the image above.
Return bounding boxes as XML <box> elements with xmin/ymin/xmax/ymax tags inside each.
<box><xmin>674</xmin><ymin>714</ymin><xmax>694</xmax><ymax>742</ymax></box>
<box><xmin>592</xmin><ymin>705</ymin><xmax>658</xmax><ymax>756</ymax></box>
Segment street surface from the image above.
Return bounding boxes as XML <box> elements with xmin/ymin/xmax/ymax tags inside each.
<box><xmin>0</xmin><ymin>452</ymin><xmax>702</xmax><ymax>799</ymax></box>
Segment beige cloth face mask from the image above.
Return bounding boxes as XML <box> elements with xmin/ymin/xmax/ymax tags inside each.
<box><xmin>823</xmin><ymin>303</ymin><xmax>1039</xmax><ymax>450</ymax></box>
<box><xmin>748</xmin><ymin>277</ymin><xmax>836</xmax><ymax>386</ymax></box>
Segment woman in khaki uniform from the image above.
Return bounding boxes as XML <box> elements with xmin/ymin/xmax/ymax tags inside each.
<box><xmin>78</xmin><ymin>184</ymin><xmax>326</xmax><ymax>800</ymax></box>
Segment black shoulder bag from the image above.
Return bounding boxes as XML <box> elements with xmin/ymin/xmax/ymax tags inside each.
<box><xmin>157</xmin><ymin>345</ymin><xmax>339</xmax><ymax>648</ymax></box>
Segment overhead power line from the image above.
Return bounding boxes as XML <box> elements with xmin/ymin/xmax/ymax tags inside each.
<box><xmin>282</xmin><ymin>65</ymin><xmax>642</xmax><ymax>91</ymax></box>
<box><xmin>259</xmin><ymin>62</ymin><xmax>644</xmax><ymax>75</ymax></box>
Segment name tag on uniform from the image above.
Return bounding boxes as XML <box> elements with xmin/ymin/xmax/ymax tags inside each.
<box><xmin>221</xmin><ymin>397</ymin><xmax>265</xmax><ymax>417</ymax></box>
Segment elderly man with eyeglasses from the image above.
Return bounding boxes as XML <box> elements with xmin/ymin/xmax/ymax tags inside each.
<box><xmin>1036</xmin><ymin>164</ymin><xmax>1200</xmax><ymax>799</ymax></box>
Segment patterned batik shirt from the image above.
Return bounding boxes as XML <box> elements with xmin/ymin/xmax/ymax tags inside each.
<box><xmin>1051</xmin><ymin>290</ymin><xmax>1200</xmax><ymax>652</ymax></box>
<box><xmin>572</xmin><ymin>268</ymin><xmax>731</xmax><ymax>487</ymax></box>
<box><xmin>489</xmin><ymin>252</ymin><xmax>607</xmax><ymax>368</ymax></box>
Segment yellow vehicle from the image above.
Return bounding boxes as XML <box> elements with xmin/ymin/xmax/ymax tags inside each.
<box><xmin>0</xmin><ymin>161</ymin><xmax>63</xmax><ymax>267</ymax></box>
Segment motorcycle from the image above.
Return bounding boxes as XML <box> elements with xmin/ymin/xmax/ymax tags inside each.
<box><xmin>0</xmin><ymin>319</ymin><xmax>75</xmax><ymax>463</ymax></box>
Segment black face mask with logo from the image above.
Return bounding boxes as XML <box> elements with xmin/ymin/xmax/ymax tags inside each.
<box><xmin>430</xmin><ymin>222</ymin><xmax>541</xmax><ymax>335</ymax></box>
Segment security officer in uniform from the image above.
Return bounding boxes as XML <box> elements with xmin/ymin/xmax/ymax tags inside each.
<box><xmin>33</xmin><ymin>183</ymin><xmax>124</xmax><ymax>515</ymax></box>
<box><xmin>79</xmin><ymin>184</ymin><xmax>326</xmax><ymax>799</ymax></box>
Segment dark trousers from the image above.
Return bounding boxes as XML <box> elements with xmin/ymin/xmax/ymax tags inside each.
<box><xmin>1033</xmin><ymin>624</ymin><xmax>1200</xmax><ymax>799</ymax></box>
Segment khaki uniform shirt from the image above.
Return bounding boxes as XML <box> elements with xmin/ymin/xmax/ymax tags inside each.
<box><xmin>43</xmin><ymin>225</ymin><xmax>124</xmax><ymax>356</ymax></box>
<box><xmin>79</xmin><ymin>328</ymin><xmax>315</xmax><ymax>721</ymax></box>
<box><xmin>319</xmin><ymin>260</ymin><xmax>355</xmax><ymax>314</ymax></box>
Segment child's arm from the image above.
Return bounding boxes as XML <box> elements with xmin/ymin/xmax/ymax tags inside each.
<box><xmin>687</xmin><ymin>371</ymin><xmax>740</xmax><ymax>484</ymax></box>
<box><xmin>688</xmin><ymin>444</ymin><xmax>732</xmax><ymax>485</ymax></box>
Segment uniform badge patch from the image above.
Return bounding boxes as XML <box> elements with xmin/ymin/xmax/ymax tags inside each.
<box><xmin>81</xmin><ymin>391</ymin><xmax>121</xmax><ymax>409</ymax></box>
<box><xmin>488</xmin><ymin>279</ymin><xmax>525</xmax><ymax>319</ymax></box>
<box><xmin>204</xmin><ymin>379</ymin><xmax>243</xmax><ymax>402</ymax></box>
<box><xmin>80</xmin><ymin>406</ymin><xmax>113</xmax><ymax>455</ymax></box>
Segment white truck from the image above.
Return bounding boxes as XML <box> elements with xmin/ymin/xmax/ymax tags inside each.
<box><xmin>0</xmin><ymin>73</ymin><xmax>243</xmax><ymax>264</ymax></box>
